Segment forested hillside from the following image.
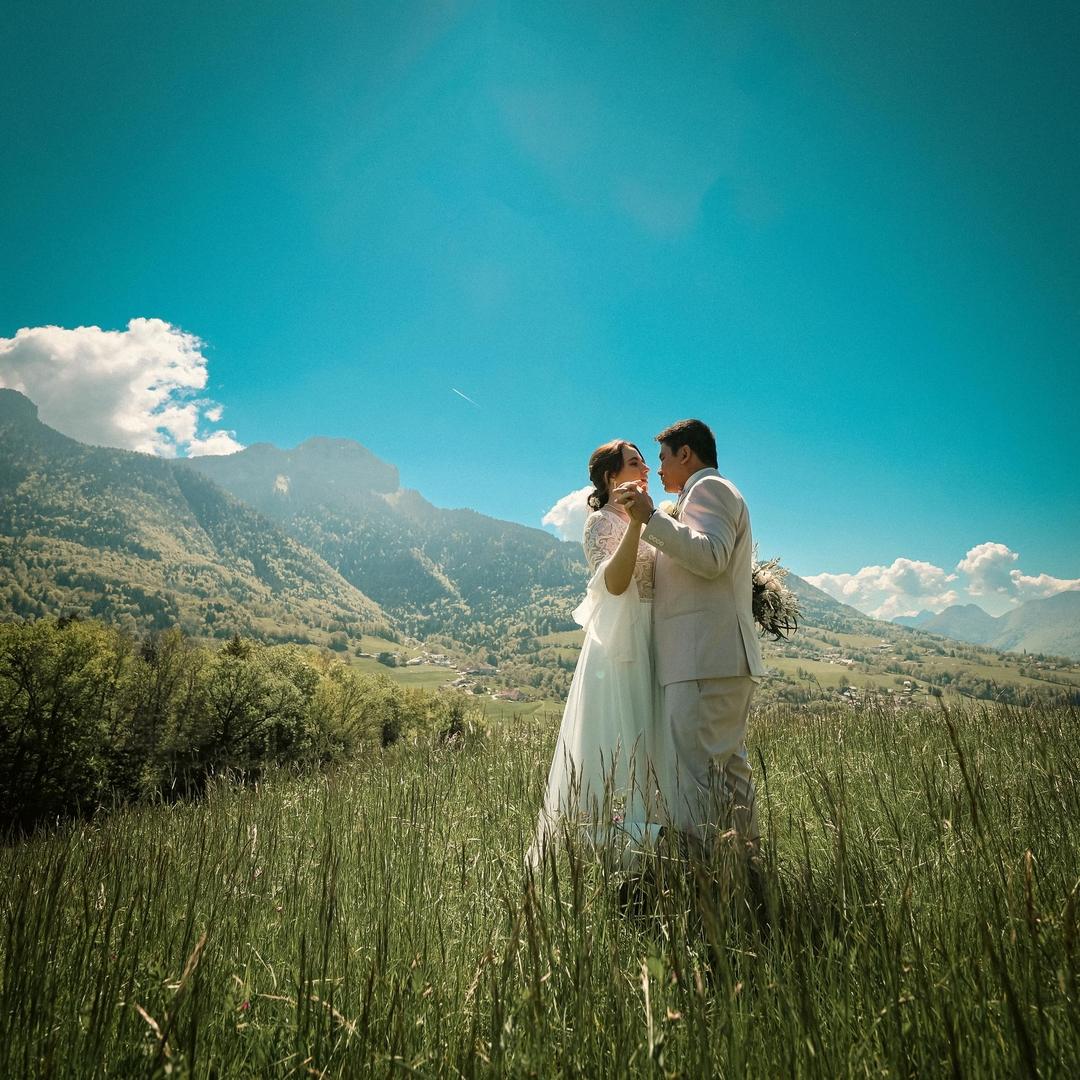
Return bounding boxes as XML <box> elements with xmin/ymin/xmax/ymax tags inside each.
<box><xmin>0</xmin><ymin>390</ymin><xmax>392</xmax><ymax>646</ymax></box>
<box><xmin>186</xmin><ymin>438</ymin><xmax>586</xmax><ymax>645</ymax></box>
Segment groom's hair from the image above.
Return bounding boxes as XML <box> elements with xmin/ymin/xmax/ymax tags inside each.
<box><xmin>655</xmin><ymin>419</ymin><xmax>717</xmax><ymax>468</ymax></box>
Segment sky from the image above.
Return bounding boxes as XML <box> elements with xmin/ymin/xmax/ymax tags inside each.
<box><xmin>1</xmin><ymin>1</ymin><xmax>1078</xmax><ymax>620</ymax></box>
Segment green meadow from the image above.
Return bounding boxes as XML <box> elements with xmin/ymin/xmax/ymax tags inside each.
<box><xmin>2</xmin><ymin>700</ymin><xmax>1077</xmax><ymax>1078</ymax></box>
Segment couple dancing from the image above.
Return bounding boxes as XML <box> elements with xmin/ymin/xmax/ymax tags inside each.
<box><xmin>529</xmin><ymin>418</ymin><xmax>766</xmax><ymax>872</ymax></box>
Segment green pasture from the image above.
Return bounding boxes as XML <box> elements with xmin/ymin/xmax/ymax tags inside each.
<box><xmin>540</xmin><ymin>647</ymin><xmax>583</xmax><ymax>665</ymax></box>
<box><xmin>765</xmin><ymin>655</ymin><xmax>887</xmax><ymax>692</ymax></box>
<box><xmin>2</xmin><ymin>700</ymin><xmax>1076</xmax><ymax>1077</ymax></box>
<box><xmin>477</xmin><ymin>698</ymin><xmax>561</xmax><ymax>723</ymax></box>
<box><xmin>536</xmin><ymin>629</ymin><xmax>584</xmax><ymax>648</ymax></box>
<box><xmin>916</xmin><ymin>653</ymin><xmax>1073</xmax><ymax>692</ymax></box>
<box><xmin>346</xmin><ymin>657</ymin><xmax>455</xmax><ymax>693</ymax></box>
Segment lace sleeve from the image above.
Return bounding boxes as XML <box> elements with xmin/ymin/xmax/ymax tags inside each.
<box><xmin>582</xmin><ymin>510</ymin><xmax>624</xmax><ymax>575</ymax></box>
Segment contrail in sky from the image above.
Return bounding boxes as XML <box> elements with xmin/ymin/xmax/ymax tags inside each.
<box><xmin>451</xmin><ymin>387</ymin><xmax>481</xmax><ymax>408</ymax></box>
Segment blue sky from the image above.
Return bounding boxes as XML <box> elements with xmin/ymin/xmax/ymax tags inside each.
<box><xmin>2</xmin><ymin>1</ymin><xmax>1078</xmax><ymax>617</ymax></box>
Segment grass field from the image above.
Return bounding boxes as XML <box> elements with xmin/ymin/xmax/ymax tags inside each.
<box><xmin>346</xmin><ymin>656</ymin><xmax>455</xmax><ymax>693</ymax></box>
<box><xmin>766</xmin><ymin>655</ymin><xmax>883</xmax><ymax>691</ymax></box>
<box><xmin>481</xmin><ymin>699</ymin><xmax>562</xmax><ymax>723</ymax></box>
<box><xmin>536</xmin><ymin>630</ymin><xmax>585</xmax><ymax>648</ymax></box>
<box><xmin>343</xmin><ymin>655</ymin><xmax>560</xmax><ymax>721</ymax></box>
<box><xmin>2</xmin><ymin>700</ymin><xmax>1077</xmax><ymax>1077</ymax></box>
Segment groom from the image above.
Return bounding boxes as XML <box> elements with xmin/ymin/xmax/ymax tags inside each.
<box><xmin>616</xmin><ymin>418</ymin><xmax>766</xmax><ymax>853</ymax></box>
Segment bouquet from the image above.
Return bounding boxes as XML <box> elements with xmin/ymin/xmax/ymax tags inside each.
<box><xmin>752</xmin><ymin>555</ymin><xmax>800</xmax><ymax>640</ymax></box>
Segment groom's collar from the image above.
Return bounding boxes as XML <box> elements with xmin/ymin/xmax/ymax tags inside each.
<box><xmin>677</xmin><ymin>467</ymin><xmax>719</xmax><ymax>506</ymax></box>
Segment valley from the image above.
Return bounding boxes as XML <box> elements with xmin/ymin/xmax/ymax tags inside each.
<box><xmin>2</xmin><ymin>388</ymin><xmax>1077</xmax><ymax>711</ymax></box>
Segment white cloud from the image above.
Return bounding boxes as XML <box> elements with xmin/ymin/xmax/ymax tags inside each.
<box><xmin>804</xmin><ymin>558</ymin><xmax>959</xmax><ymax>620</ymax></box>
<box><xmin>187</xmin><ymin>430</ymin><xmax>245</xmax><ymax>457</ymax></box>
<box><xmin>946</xmin><ymin>540</ymin><xmax>1077</xmax><ymax>606</ymax></box>
<box><xmin>807</xmin><ymin>542</ymin><xmax>1080</xmax><ymax>620</ymax></box>
<box><xmin>955</xmin><ymin>542</ymin><xmax>1018</xmax><ymax>596</ymax></box>
<box><xmin>542</xmin><ymin>485</ymin><xmax>593</xmax><ymax>541</ymax></box>
<box><xmin>1010</xmin><ymin>570</ymin><xmax>1080</xmax><ymax>602</ymax></box>
<box><xmin>0</xmin><ymin>318</ymin><xmax>243</xmax><ymax>458</ymax></box>
<box><xmin>954</xmin><ymin>542</ymin><xmax>1080</xmax><ymax>604</ymax></box>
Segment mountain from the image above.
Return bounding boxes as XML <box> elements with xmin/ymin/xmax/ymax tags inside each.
<box><xmin>895</xmin><ymin>604</ymin><xmax>999</xmax><ymax>644</ymax></box>
<box><xmin>784</xmin><ymin>572</ymin><xmax>885</xmax><ymax>634</ymax></box>
<box><xmin>0</xmin><ymin>390</ymin><xmax>391</xmax><ymax>644</ymax></box>
<box><xmin>0</xmin><ymin>389</ymin><xmax>896</xmax><ymax>661</ymax></box>
<box><xmin>185</xmin><ymin>439</ymin><xmax>587</xmax><ymax>647</ymax></box>
<box><xmin>4</xmin><ymin>388</ymin><xmax>1076</xmax><ymax>704</ymax></box>
<box><xmin>991</xmin><ymin>591</ymin><xmax>1080</xmax><ymax>659</ymax></box>
<box><xmin>894</xmin><ymin>595</ymin><xmax>1080</xmax><ymax>659</ymax></box>
<box><xmin>894</xmin><ymin>610</ymin><xmax>937</xmax><ymax>629</ymax></box>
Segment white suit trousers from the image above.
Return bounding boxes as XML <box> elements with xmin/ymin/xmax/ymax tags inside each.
<box><xmin>661</xmin><ymin>675</ymin><xmax>759</xmax><ymax>844</ymax></box>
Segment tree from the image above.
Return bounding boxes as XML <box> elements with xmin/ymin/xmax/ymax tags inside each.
<box><xmin>0</xmin><ymin>619</ymin><xmax>125</xmax><ymax>830</ymax></box>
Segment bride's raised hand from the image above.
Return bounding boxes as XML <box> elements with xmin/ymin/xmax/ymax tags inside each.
<box><xmin>613</xmin><ymin>481</ymin><xmax>654</xmax><ymax>525</ymax></box>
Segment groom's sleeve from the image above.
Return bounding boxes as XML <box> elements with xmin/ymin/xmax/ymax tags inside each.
<box><xmin>640</xmin><ymin>480</ymin><xmax>741</xmax><ymax>579</ymax></box>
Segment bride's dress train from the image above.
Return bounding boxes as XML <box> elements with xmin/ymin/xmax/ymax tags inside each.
<box><xmin>527</xmin><ymin>506</ymin><xmax>673</xmax><ymax>871</ymax></box>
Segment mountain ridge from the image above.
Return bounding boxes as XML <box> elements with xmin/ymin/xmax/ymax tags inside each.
<box><xmin>3</xmin><ymin>389</ymin><xmax>1077</xmax><ymax>705</ymax></box>
<box><xmin>894</xmin><ymin>594</ymin><xmax>1080</xmax><ymax>659</ymax></box>
<box><xmin>185</xmin><ymin>436</ymin><xmax>587</xmax><ymax>646</ymax></box>
<box><xmin>0</xmin><ymin>389</ymin><xmax>392</xmax><ymax>643</ymax></box>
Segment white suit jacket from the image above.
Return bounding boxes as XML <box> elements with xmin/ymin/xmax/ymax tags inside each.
<box><xmin>641</xmin><ymin>468</ymin><xmax>766</xmax><ymax>686</ymax></box>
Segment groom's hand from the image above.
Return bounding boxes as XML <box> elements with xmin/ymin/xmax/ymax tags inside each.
<box><xmin>613</xmin><ymin>482</ymin><xmax>654</xmax><ymax>525</ymax></box>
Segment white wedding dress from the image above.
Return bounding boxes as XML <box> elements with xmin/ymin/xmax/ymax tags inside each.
<box><xmin>527</xmin><ymin>504</ymin><xmax>672</xmax><ymax>872</ymax></box>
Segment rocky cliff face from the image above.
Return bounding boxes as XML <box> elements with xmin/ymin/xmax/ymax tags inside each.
<box><xmin>191</xmin><ymin>436</ymin><xmax>401</xmax><ymax>514</ymax></box>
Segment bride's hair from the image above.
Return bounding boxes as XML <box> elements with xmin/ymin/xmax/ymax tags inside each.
<box><xmin>587</xmin><ymin>440</ymin><xmax>642</xmax><ymax>511</ymax></box>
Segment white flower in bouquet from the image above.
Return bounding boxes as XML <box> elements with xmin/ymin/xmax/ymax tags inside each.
<box><xmin>751</xmin><ymin>553</ymin><xmax>800</xmax><ymax>640</ymax></box>
<box><xmin>659</xmin><ymin>500</ymin><xmax>678</xmax><ymax>517</ymax></box>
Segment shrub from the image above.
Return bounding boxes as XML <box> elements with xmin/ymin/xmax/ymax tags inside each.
<box><xmin>0</xmin><ymin>618</ymin><xmax>466</xmax><ymax>833</ymax></box>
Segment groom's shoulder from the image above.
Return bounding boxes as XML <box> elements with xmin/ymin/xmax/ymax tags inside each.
<box><xmin>690</xmin><ymin>472</ymin><xmax>745</xmax><ymax>505</ymax></box>
<box><xmin>685</xmin><ymin>475</ymin><xmax>747</xmax><ymax>522</ymax></box>
<box><xmin>717</xmin><ymin>475</ymin><xmax>746</xmax><ymax>502</ymax></box>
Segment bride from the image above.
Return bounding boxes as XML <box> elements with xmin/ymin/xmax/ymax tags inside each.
<box><xmin>527</xmin><ymin>439</ymin><xmax>672</xmax><ymax>871</ymax></box>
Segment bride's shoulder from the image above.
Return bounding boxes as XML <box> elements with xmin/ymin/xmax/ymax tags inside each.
<box><xmin>582</xmin><ymin>507</ymin><xmax>618</xmax><ymax>541</ymax></box>
<box><xmin>584</xmin><ymin>506</ymin><xmax>619</xmax><ymax>527</ymax></box>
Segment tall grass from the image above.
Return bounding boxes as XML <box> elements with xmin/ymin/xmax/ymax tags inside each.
<box><xmin>2</xmin><ymin>700</ymin><xmax>1077</xmax><ymax>1077</ymax></box>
